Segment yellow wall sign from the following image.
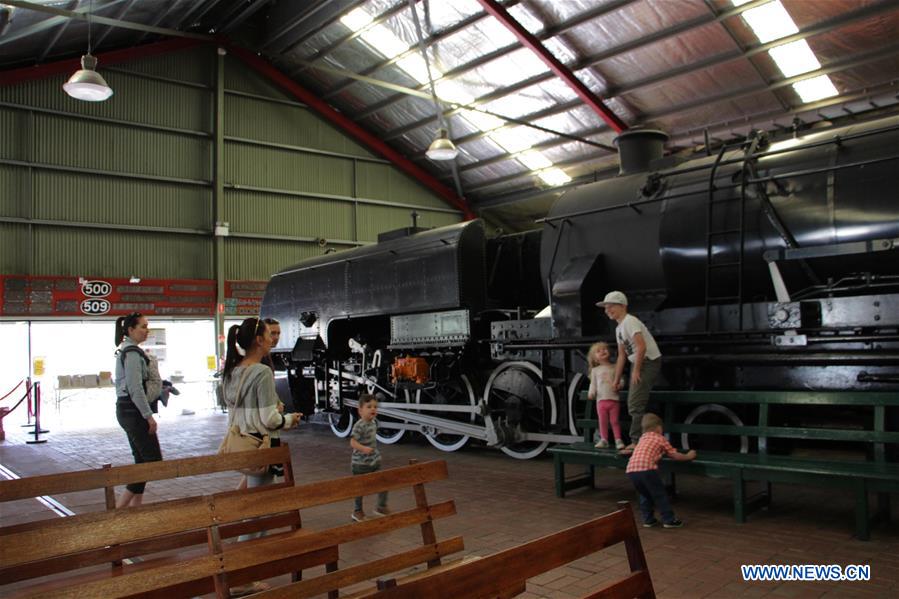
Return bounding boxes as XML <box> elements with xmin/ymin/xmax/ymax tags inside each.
<box><xmin>33</xmin><ymin>357</ymin><xmax>45</xmax><ymax>376</ymax></box>
<box><xmin>207</xmin><ymin>355</ymin><xmax>217</xmax><ymax>371</ymax></box>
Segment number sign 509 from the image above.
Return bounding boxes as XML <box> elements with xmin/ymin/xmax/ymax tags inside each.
<box><xmin>82</xmin><ymin>280</ymin><xmax>112</xmax><ymax>297</ymax></box>
<box><xmin>80</xmin><ymin>299</ymin><xmax>110</xmax><ymax>315</ymax></box>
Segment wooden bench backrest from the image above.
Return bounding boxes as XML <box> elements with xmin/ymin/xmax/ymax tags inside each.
<box><xmin>0</xmin><ymin>445</ymin><xmax>293</xmax><ymax>503</ymax></box>
<box><xmin>0</xmin><ymin>445</ymin><xmax>298</xmax><ymax>585</ymax></box>
<box><xmin>1</xmin><ymin>460</ymin><xmax>455</xmax><ymax>599</ymax></box>
<box><xmin>352</xmin><ymin>501</ymin><xmax>654</xmax><ymax>599</ymax></box>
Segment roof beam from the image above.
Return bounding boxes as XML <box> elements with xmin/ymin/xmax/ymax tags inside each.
<box><xmin>474</xmin><ymin>0</ymin><xmax>626</xmax><ymax>132</ymax></box>
<box><xmin>219</xmin><ymin>0</ymin><xmax>274</xmax><ymax>34</ymax></box>
<box><xmin>0</xmin><ymin>37</ymin><xmax>204</xmax><ymax>87</ymax></box>
<box><xmin>226</xmin><ymin>44</ymin><xmax>475</xmax><ymax>220</ymax></box>
<box><xmin>3</xmin><ymin>0</ymin><xmax>213</xmax><ymax>40</ymax></box>
<box><xmin>261</xmin><ymin>0</ymin><xmax>364</xmax><ymax>54</ymax></box>
<box><xmin>0</xmin><ymin>0</ymin><xmax>129</xmax><ymax>48</ymax></box>
<box><xmin>37</xmin><ymin>0</ymin><xmax>80</xmax><ymax>62</ymax></box>
<box><xmin>386</xmin><ymin>0</ymin><xmax>896</xmax><ymax>145</ymax></box>
<box><xmin>93</xmin><ymin>0</ymin><xmax>138</xmax><ymax>49</ymax></box>
<box><xmin>351</xmin><ymin>0</ymin><xmax>634</xmax><ymax>120</ymax></box>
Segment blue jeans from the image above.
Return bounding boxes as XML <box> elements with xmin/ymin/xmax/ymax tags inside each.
<box><xmin>352</xmin><ymin>462</ymin><xmax>387</xmax><ymax>512</ymax></box>
<box><xmin>627</xmin><ymin>470</ymin><xmax>675</xmax><ymax>524</ymax></box>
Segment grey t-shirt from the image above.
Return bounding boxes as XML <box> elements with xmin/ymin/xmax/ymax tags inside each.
<box><xmin>351</xmin><ymin>418</ymin><xmax>381</xmax><ymax>467</ymax></box>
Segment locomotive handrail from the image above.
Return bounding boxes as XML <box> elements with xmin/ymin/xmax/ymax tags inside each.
<box><xmin>537</xmin><ymin>153</ymin><xmax>899</xmax><ymax>224</ymax></box>
<box><xmin>651</xmin><ymin>121</ymin><xmax>899</xmax><ymax>180</ymax></box>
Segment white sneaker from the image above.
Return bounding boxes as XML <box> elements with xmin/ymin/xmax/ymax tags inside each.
<box><xmin>594</xmin><ymin>439</ymin><xmax>609</xmax><ymax>448</ymax></box>
<box><xmin>615</xmin><ymin>439</ymin><xmax>626</xmax><ymax>450</ymax></box>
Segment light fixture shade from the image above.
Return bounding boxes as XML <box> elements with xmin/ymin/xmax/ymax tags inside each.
<box><xmin>63</xmin><ymin>54</ymin><xmax>113</xmax><ymax>102</ymax></box>
<box><xmin>426</xmin><ymin>128</ymin><xmax>458</xmax><ymax>161</ymax></box>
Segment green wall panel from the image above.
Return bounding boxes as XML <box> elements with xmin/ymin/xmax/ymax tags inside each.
<box><xmin>32</xmin><ymin>171</ymin><xmax>210</xmax><ymax>230</ymax></box>
<box><xmin>31</xmin><ymin>228</ymin><xmax>211</xmax><ymax>279</ymax></box>
<box><xmin>355</xmin><ymin>204</ymin><xmax>461</xmax><ymax>242</ymax></box>
<box><xmin>0</xmin><ymin>107</ymin><xmax>28</xmax><ymax>161</ymax></box>
<box><xmin>123</xmin><ymin>46</ymin><xmax>213</xmax><ymax>87</ymax></box>
<box><xmin>0</xmin><ymin>72</ymin><xmax>210</xmax><ymax>134</ymax></box>
<box><xmin>225</xmin><ymin>190</ymin><xmax>353</xmax><ymax>241</ymax></box>
<box><xmin>0</xmin><ymin>224</ymin><xmax>27</xmax><ymax>272</ymax></box>
<box><xmin>355</xmin><ymin>161</ymin><xmax>452</xmax><ymax>209</ymax></box>
<box><xmin>225</xmin><ymin>143</ymin><xmax>353</xmax><ymax>196</ymax></box>
<box><xmin>224</xmin><ymin>238</ymin><xmax>353</xmax><ymax>280</ymax></box>
<box><xmin>224</xmin><ymin>58</ymin><xmax>292</xmax><ymax>99</ymax></box>
<box><xmin>0</xmin><ymin>164</ymin><xmax>25</xmax><ymax>217</ymax></box>
<box><xmin>34</xmin><ymin>114</ymin><xmax>210</xmax><ymax>181</ymax></box>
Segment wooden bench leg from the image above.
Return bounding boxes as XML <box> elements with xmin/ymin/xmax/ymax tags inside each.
<box><xmin>326</xmin><ymin>561</ymin><xmax>339</xmax><ymax>599</ymax></box>
<box><xmin>554</xmin><ymin>455</ymin><xmax>566</xmax><ymax>498</ymax></box>
<box><xmin>855</xmin><ymin>480</ymin><xmax>870</xmax><ymax>541</ymax></box>
<box><xmin>733</xmin><ymin>472</ymin><xmax>746</xmax><ymax>524</ymax></box>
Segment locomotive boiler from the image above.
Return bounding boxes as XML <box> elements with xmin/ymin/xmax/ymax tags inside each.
<box><xmin>262</xmin><ymin>114</ymin><xmax>899</xmax><ymax>459</ymax></box>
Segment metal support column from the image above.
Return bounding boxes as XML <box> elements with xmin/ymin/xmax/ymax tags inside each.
<box><xmin>213</xmin><ymin>47</ymin><xmax>226</xmax><ymax>369</ymax></box>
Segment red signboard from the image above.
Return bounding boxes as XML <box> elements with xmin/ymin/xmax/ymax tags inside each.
<box><xmin>0</xmin><ymin>276</ymin><xmax>269</xmax><ymax>317</ymax></box>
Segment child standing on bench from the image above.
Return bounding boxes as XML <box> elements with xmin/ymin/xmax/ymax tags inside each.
<box><xmin>596</xmin><ymin>290</ymin><xmax>663</xmax><ymax>452</ymax></box>
<box><xmin>587</xmin><ymin>342</ymin><xmax>624</xmax><ymax>450</ymax></box>
<box><xmin>350</xmin><ymin>394</ymin><xmax>390</xmax><ymax>522</ymax></box>
<box><xmin>626</xmin><ymin>413</ymin><xmax>696</xmax><ymax>528</ymax></box>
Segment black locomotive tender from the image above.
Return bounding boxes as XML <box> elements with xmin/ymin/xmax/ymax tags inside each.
<box><xmin>262</xmin><ymin>115</ymin><xmax>899</xmax><ymax>459</ymax></box>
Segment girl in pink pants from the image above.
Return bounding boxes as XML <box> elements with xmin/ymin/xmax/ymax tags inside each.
<box><xmin>587</xmin><ymin>342</ymin><xmax>624</xmax><ymax>449</ymax></box>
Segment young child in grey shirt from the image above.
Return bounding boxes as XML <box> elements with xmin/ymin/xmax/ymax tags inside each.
<box><xmin>350</xmin><ymin>394</ymin><xmax>390</xmax><ymax>522</ymax></box>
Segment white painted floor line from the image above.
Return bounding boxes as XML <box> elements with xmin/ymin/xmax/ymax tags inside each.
<box><xmin>0</xmin><ymin>462</ymin><xmax>76</xmax><ymax>517</ymax></box>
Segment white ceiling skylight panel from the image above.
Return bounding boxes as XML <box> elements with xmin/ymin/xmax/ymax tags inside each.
<box><xmin>733</xmin><ymin>0</ymin><xmax>838</xmax><ymax>103</ymax></box>
<box><xmin>340</xmin><ymin>6</ymin><xmax>571</xmax><ymax>186</ymax></box>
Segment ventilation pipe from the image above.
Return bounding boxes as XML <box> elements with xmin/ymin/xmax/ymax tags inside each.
<box><xmin>614</xmin><ymin>129</ymin><xmax>668</xmax><ymax>175</ymax></box>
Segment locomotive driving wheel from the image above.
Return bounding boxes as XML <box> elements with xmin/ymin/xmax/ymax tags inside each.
<box><xmin>484</xmin><ymin>361</ymin><xmax>558</xmax><ymax>460</ymax></box>
<box><xmin>327</xmin><ymin>405</ymin><xmax>355</xmax><ymax>438</ymax></box>
<box><xmin>414</xmin><ymin>375</ymin><xmax>478</xmax><ymax>452</ymax></box>
<box><xmin>375</xmin><ymin>389</ymin><xmax>412</xmax><ymax>445</ymax></box>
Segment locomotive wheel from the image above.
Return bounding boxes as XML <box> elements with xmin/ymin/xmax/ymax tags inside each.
<box><xmin>681</xmin><ymin>403</ymin><xmax>749</xmax><ymax>453</ymax></box>
<box><xmin>566</xmin><ymin>373</ymin><xmax>589</xmax><ymax>437</ymax></box>
<box><xmin>376</xmin><ymin>389</ymin><xmax>411</xmax><ymax>445</ymax></box>
<box><xmin>414</xmin><ymin>375</ymin><xmax>477</xmax><ymax>452</ymax></box>
<box><xmin>328</xmin><ymin>406</ymin><xmax>355</xmax><ymax>438</ymax></box>
<box><xmin>484</xmin><ymin>361</ymin><xmax>558</xmax><ymax>460</ymax></box>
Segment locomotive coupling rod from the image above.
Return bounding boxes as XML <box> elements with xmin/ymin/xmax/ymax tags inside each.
<box><xmin>764</xmin><ymin>238</ymin><xmax>898</xmax><ymax>262</ymax></box>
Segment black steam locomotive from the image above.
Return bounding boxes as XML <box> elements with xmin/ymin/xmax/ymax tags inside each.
<box><xmin>262</xmin><ymin>114</ymin><xmax>899</xmax><ymax>459</ymax></box>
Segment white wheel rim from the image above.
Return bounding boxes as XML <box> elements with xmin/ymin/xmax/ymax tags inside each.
<box><xmin>376</xmin><ymin>389</ymin><xmax>409</xmax><ymax>444</ymax></box>
<box><xmin>416</xmin><ymin>375</ymin><xmax>476</xmax><ymax>452</ymax></box>
<box><xmin>567</xmin><ymin>372</ymin><xmax>585</xmax><ymax>436</ymax></box>
<box><xmin>681</xmin><ymin>403</ymin><xmax>749</xmax><ymax>453</ymax></box>
<box><xmin>329</xmin><ymin>410</ymin><xmax>354</xmax><ymax>438</ymax></box>
<box><xmin>484</xmin><ymin>361</ymin><xmax>557</xmax><ymax>459</ymax></box>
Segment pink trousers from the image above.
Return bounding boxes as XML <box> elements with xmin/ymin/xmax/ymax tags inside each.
<box><xmin>596</xmin><ymin>399</ymin><xmax>622</xmax><ymax>441</ymax></box>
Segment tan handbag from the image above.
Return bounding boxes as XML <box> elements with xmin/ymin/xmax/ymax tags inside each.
<box><xmin>218</xmin><ymin>367</ymin><xmax>272</xmax><ymax>476</ymax></box>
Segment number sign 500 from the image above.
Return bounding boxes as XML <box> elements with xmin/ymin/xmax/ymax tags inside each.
<box><xmin>81</xmin><ymin>280</ymin><xmax>112</xmax><ymax>297</ymax></box>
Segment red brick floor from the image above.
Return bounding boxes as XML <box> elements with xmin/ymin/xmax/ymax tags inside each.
<box><xmin>1</xmin><ymin>408</ymin><xmax>897</xmax><ymax>598</ymax></box>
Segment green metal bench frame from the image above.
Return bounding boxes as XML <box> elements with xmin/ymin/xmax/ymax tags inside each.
<box><xmin>549</xmin><ymin>390</ymin><xmax>899</xmax><ymax>540</ymax></box>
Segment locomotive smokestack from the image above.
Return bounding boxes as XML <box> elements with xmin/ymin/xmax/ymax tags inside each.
<box><xmin>614</xmin><ymin>129</ymin><xmax>668</xmax><ymax>175</ymax></box>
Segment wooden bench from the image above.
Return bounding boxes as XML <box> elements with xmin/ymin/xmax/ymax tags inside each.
<box><xmin>350</xmin><ymin>501</ymin><xmax>655</xmax><ymax>599</ymax></box>
<box><xmin>549</xmin><ymin>390</ymin><xmax>899</xmax><ymax>539</ymax></box>
<box><xmin>0</xmin><ymin>460</ymin><xmax>471</xmax><ymax>598</ymax></box>
<box><xmin>0</xmin><ymin>445</ymin><xmax>309</xmax><ymax>591</ymax></box>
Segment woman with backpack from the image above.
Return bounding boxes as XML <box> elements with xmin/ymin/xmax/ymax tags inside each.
<box><xmin>114</xmin><ymin>312</ymin><xmax>162</xmax><ymax>508</ymax></box>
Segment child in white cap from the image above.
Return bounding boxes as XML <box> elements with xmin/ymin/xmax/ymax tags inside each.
<box><xmin>596</xmin><ymin>291</ymin><xmax>662</xmax><ymax>452</ymax></box>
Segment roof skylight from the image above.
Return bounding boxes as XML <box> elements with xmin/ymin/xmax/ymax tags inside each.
<box><xmin>734</xmin><ymin>1</ymin><xmax>838</xmax><ymax>104</ymax></box>
<box><xmin>341</xmin><ymin>6</ymin><xmax>574</xmax><ymax>187</ymax></box>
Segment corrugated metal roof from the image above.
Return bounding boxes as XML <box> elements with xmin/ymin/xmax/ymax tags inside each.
<box><xmin>2</xmin><ymin>0</ymin><xmax>898</xmax><ymax>220</ymax></box>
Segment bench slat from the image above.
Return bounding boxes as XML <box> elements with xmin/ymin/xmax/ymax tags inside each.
<box><xmin>0</xmin><ymin>446</ymin><xmax>291</xmax><ymax>503</ymax></box>
<box><xmin>666</xmin><ymin>423</ymin><xmax>899</xmax><ymax>443</ymax></box>
<box><xmin>252</xmin><ymin>537</ymin><xmax>466</xmax><ymax>599</ymax></box>
<box><xmin>355</xmin><ymin>508</ymin><xmax>636</xmax><ymax>598</ymax></box>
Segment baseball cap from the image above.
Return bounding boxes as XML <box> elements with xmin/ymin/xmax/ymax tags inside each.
<box><xmin>596</xmin><ymin>291</ymin><xmax>628</xmax><ymax>307</ymax></box>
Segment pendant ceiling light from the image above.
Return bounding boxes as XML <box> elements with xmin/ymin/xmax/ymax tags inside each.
<box><xmin>426</xmin><ymin>128</ymin><xmax>458</xmax><ymax>161</ymax></box>
<box><xmin>63</xmin><ymin>0</ymin><xmax>112</xmax><ymax>102</ymax></box>
<box><xmin>409</xmin><ymin>0</ymin><xmax>457</xmax><ymax>162</ymax></box>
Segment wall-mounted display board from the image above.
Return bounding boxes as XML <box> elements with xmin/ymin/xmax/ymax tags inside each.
<box><xmin>0</xmin><ymin>276</ymin><xmax>269</xmax><ymax>317</ymax></box>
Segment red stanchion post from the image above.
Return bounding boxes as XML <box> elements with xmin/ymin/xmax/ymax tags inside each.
<box><xmin>21</xmin><ymin>377</ymin><xmax>34</xmax><ymax>428</ymax></box>
<box><xmin>26</xmin><ymin>381</ymin><xmax>48</xmax><ymax>444</ymax></box>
